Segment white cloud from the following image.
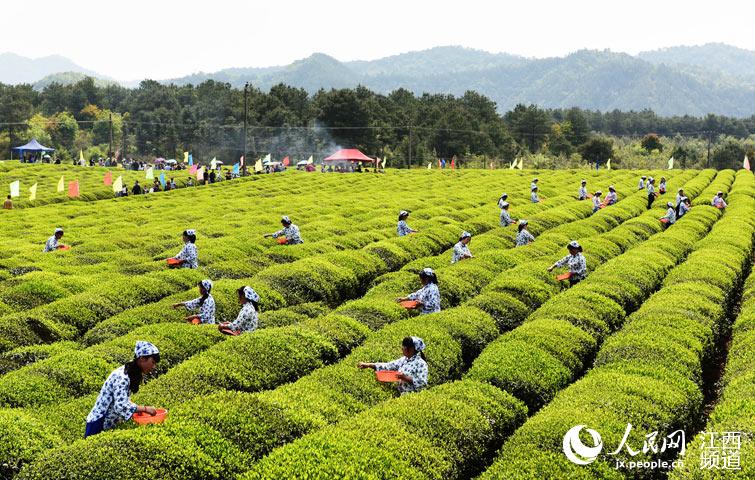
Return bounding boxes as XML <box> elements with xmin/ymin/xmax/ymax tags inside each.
<box><xmin>4</xmin><ymin>0</ymin><xmax>753</xmax><ymax>80</ymax></box>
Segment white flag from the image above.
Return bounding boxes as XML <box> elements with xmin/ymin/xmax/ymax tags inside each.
<box><xmin>263</xmin><ymin>153</ymin><xmax>271</xmax><ymax>163</ymax></box>
<box><xmin>113</xmin><ymin>175</ymin><xmax>123</xmax><ymax>193</ymax></box>
<box><xmin>427</xmin><ymin>162</ymin><xmax>432</xmax><ymax>170</ymax></box>
<box><xmin>306</xmin><ymin>155</ymin><xmax>314</xmax><ymax>165</ymax></box>
<box><xmin>145</xmin><ymin>167</ymin><xmax>154</xmax><ymax>180</ymax></box>
<box><xmin>9</xmin><ymin>180</ymin><xmax>20</xmax><ymax>197</ymax></box>
<box><xmin>606</xmin><ymin>158</ymin><xmax>611</xmax><ymax>170</ymax></box>
<box><xmin>667</xmin><ymin>156</ymin><xmax>674</xmax><ymax>170</ymax></box>
<box><xmin>210</xmin><ymin>157</ymin><xmax>217</xmax><ymax>169</ymax></box>
<box><xmin>517</xmin><ymin>158</ymin><xmax>523</xmax><ymax>170</ymax></box>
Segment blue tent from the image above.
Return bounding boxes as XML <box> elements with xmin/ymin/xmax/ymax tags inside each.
<box><xmin>12</xmin><ymin>138</ymin><xmax>55</xmax><ymax>160</ymax></box>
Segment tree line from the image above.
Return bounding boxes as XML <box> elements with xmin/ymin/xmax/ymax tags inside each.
<box><xmin>0</xmin><ymin>77</ymin><xmax>753</xmax><ymax>169</ymax></box>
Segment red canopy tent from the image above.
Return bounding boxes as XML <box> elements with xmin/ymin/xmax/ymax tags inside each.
<box><xmin>323</xmin><ymin>149</ymin><xmax>375</xmax><ymax>163</ymax></box>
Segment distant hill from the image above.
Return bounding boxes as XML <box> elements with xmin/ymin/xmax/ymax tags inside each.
<box><xmin>0</xmin><ymin>52</ymin><xmax>102</xmax><ymax>85</ymax></box>
<box><xmin>639</xmin><ymin>43</ymin><xmax>755</xmax><ymax>80</ymax></box>
<box><xmin>33</xmin><ymin>71</ymin><xmax>119</xmax><ymax>91</ymax></box>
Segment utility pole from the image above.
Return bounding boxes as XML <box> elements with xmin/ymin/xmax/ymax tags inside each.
<box><xmin>706</xmin><ymin>130</ymin><xmax>712</xmax><ymax>168</ymax></box>
<box><xmin>108</xmin><ymin>113</ymin><xmax>114</xmax><ymax>160</ymax></box>
<box><xmin>408</xmin><ymin>125</ymin><xmax>412</xmax><ymax>168</ymax></box>
<box><xmin>243</xmin><ymin>82</ymin><xmax>249</xmax><ymax>162</ymax></box>
<box><xmin>122</xmin><ymin>122</ymin><xmax>127</xmax><ymax>164</ymax></box>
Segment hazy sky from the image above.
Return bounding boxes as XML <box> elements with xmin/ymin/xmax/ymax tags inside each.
<box><xmin>5</xmin><ymin>0</ymin><xmax>754</xmax><ymax>80</ymax></box>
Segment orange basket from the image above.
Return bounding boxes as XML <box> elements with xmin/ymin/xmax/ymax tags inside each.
<box><xmin>399</xmin><ymin>300</ymin><xmax>420</xmax><ymax>310</ymax></box>
<box><xmin>715</xmin><ymin>204</ymin><xmax>725</xmax><ymax>210</ymax></box>
<box><xmin>188</xmin><ymin>315</ymin><xmax>201</xmax><ymax>325</ymax></box>
<box><xmin>586</xmin><ymin>194</ymin><xmax>593</xmax><ymax>199</ymax></box>
<box><xmin>167</xmin><ymin>257</ymin><xmax>181</xmax><ymax>266</ymax></box>
<box><xmin>220</xmin><ymin>327</ymin><xmax>241</xmax><ymax>336</ymax></box>
<box><xmin>556</xmin><ymin>272</ymin><xmax>572</xmax><ymax>281</ymax></box>
<box><xmin>599</xmin><ymin>203</ymin><xmax>607</xmax><ymax>209</ymax></box>
<box><xmin>56</xmin><ymin>245</ymin><xmax>70</xmax><ymax>251</ymax></box>
<box><xmin>276</xmin><ymin>237</ymin><xmax>288</xmax><ymax>245</ymax></box>
<box><xmin>659</xmin><ymin>218</ymin><xmax>669</xmax><ymax>224</ymax></box>
<box><xmin>133</xmin><ymin>408</ymin><xmax>168</xmax><ymax>425</ymax></box>
<box><xmin>376</xmin><ymin>370</ymin><xmax>401</xmax><ymax>383</ymax></box>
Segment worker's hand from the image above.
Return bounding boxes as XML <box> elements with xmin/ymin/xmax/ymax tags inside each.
<box><xmin>140</xmin><ymin>406</ymin><xmax>157</xmax><ymax>415</ymax></box>
<box><xmin>171</xmin><ymin>303</ymin><xmax>182</xmax><ymax>309</ymax></box>
<box><xmin>357</xmin><ymin>362</ymin><xmax>369</xmax><ymax>369</ymax></box>
<box><xmin>547</xmin><ymin>266</ymin><xmax>554</xmax><ymax>272</ymax></box>
<box><xmin>395</xmin><ymin>297</ymin><xmax>405</xmax><ymax>303</ymax></box>
<box><xmin>396</xmin><ymin>373</ymin><xmax>411</xmax><ymax>383</ymax></box>
<box><xmin>263</xmin><ymin>234</ymin><xmax>272</xmax><ymax>238</ymax></box>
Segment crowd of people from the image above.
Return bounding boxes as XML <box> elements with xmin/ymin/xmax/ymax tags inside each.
<box><xmin>39</xmin><ymin>173</ymin><xmax>726</xmax><ymax>439</ymax></box>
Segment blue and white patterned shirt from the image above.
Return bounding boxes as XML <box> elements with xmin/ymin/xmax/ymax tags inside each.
<box><xmin>227</xmin><ymin>302</ymin><xmax>259</xmax><ymax>333</ymax></box>
<box><xmin>678</xmin><ymin>202</ymin><xmax>690</xmax><ymax>218</ymax></box>
<box><xmin>183</xmin><ymin>295</ymin><xmax>216</xmax><ymax>324</ymax></box>
<box><xmin>578</xmin><ymin>186</ymin><xmax>588</xmax><ymax>200</ymax></box>
<box><xmin>531</xmin><ymin>192</ymin><xmax>539</xmax><ymax>203</ymax></box>
<box><xmin>712</xmin><ymin>196</ymin><xmax>727</xmax><ymax>208</ymax></box>
<box><xmin>604</xmin><ymin>192</ymin><xmax>618</xmax><ymax>205</ymax></box>
<box><xmin>176</xmin><ymin>242</ymin><xmax>198</xmax><ymax>268</ymax></box>
<box><xmin>86</xmin><ymin>366</ymin><xmax>138</xmax><ymax>430</ymax></box>
<box><xmin>554</xmin><ymin>253</ymin><xmax>587</xmax><ymax>280</ymax></box>
<box><xmin>397</xmin><ymin>220</ymin><xmax>414</xmax><ymax>236</ymax></box>
<box><xmin>592</xmin><ymin>196</ymin><xmax>602</xmax><ymax>209</ymax></box>
<box><xmin>407</xmin><ymin>283</ymin><xmax>441</xmax><ymax>314</ymax></box>
<box><xmin>272</xmin><ymin>224</ymin><xmax>303</xmax><ymax>244</ymax></box>
<box><xmin>451</xmin><ymin>241</ymin><xmax>471</xmax><ymax>264</ymax></box>
<box><xmin>375</xmin><ymin>354</ymin><xmax>428</xmax><ymax>395</ymax></box>
<box><xmin>43</xmin><ymin>235</ymin><xmax>58</xmax><ymax>252</ymax></box>
<box><xmin>662</xmin><ymin>207</ymin><xmax>676</xmax><ymax>224</ymax></box>
<box><xmin>647</xmin><ymin>184</ymin><xmax>655</xmax><ymax>195</ymax></box>
<box><xmin>500</xmin><ymin>210</ymin><xmax>513</xmax><ymax>226</ymax></box>
<box><xmin>516</xmin><ymin>229</ymin><xmax>535</xmax><ymax>246</ymax></box>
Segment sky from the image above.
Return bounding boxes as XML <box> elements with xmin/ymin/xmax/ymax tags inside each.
<box><xmin>5</xmin><ymin>0</ymin><xmax>754</xmax><ymax>81</ymax></box>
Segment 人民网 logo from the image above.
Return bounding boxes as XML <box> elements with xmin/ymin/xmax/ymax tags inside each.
<box><xmin>563</xmin><ymin>425</ymin><xmax>603</xmax><ymax>465</ymax></box>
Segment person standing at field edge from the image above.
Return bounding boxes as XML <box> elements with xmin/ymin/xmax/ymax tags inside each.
<box><xmin>84</xmin><ymin>341</ymin><xmax>162</xmax><ymax>438</ymax></box>
<box><xmin>358</xmin><ymin>336</ymin><xmax>429</xmax><ymax>395</ymax></box>
<box><xmin>530</xmin><ymin>178</ymin><xmax>539</xmax><ymax>191</ymax></box>
<box><xmin>397</xmin><ymin>268</ymin><xmax>441</xmax><ymax>314</ymax></box>
<box><xmin>265</xmin><ymin>216</ymin><xmax>303</xmax><ymax>244</ymax></box>
<box><xmin>646</xmin><ymin>177</ymin><xmax>656</xmax><ymax>209</ymax></box>
<box><xmin>219</xmin><ymin>286</ymin><xmax>261</xmax><ymax>335</ymax></box>
<box><xmin>171</xmin><ymin>229</ymin><xmax>199</xmax><ymax>268</ymax></box>
<box><xmin>397</xmin><ymin>210</ymin><xmax>418</xmax><ymax>236</ymax></box>
<box><xmin>43</xmin><ymin>227</ymin><xmax>66</xmax><ymax>252</ymax></box>
<box><xmin>578</xmin><ymin>180</ymin><xmax>588</xmax><ymax>200</ymax></box>
<box><xmin>3</xmin><ymin>195</ymin><xmax>12</xmax><ymax>209</ymax></box>
<box><xmin>172</xmin><ymin>279</ymin><xmax>216</xmax><ymax>324</ymax></box>
<box><xmin>451</xmin><ymin>231</ymin><xmax>474</xmax><ymax>264</ymax></box>
<box><xmin>515</xmin><ymin>220</ymin><xmax>535</xmax><ymax>246</ymax></box>
<box><xmin>548</xmin><ymin>240</ymin><xmax>587</xmax><ymax>287</ymax></box>
<box><xmin>712</xmin><ymin>191</ymin><xmax>727</xmax><ymax>209</ymax></box>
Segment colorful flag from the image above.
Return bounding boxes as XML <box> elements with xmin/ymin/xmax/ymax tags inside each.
<box><xmin>307</xmin><ymin>155</ymin><xmax>314</xmax><ymax>165</ymax></box>
<box><xmin>57</xmin><ymin>176</ymin><xmax>64</xmax><ymax>192</ymax></box>
<box><xmin>438</xmin><ymin>158</ymin><xmax>442</xmax><ymax>169</ymax></box>
<box><xmin>196</xmin><ymin>166</ymin><xmax>205</xmax><ymax>181</ymax></box>
<box><xmin>103</xmin><ymin>171</ymin><xmax>113</xmax><ymax>186</ymax></box>
<box><xmin>79</xmin><ymin>150</ymin><xmax>85</xmax><ymax>162</ymax></box>
<box><xmin>240</xmin><ymin>155</ymin><xmax>244</xmax><ymax>166</ymax></box>
<box><xmin>9</xmin><ymin>180</ymin><xmax>20</xmax><ymax>197</ymax></box>
<box><xmin>145</xmin><ymin>167</ymin><xmax>154</xmax><ymax>180</ymax></box>
<box><xmin>189</xmin><ymin>164</ymin><xmax>198</xmax><ymax>175</ymax></box>
<box><xmin>450</xmin><ymin>157</ymin><xmax>456</xmax><ymax>170</ymax></box>
<box><xmin>113</xmin><ymin>175</ymin><xmax>123</xmax><ymax>193</ymax></box>
<box><xmin>188</xmin><ymin>153</ymin><xmax>193</xmax><ymax>166</ymax></box>
<box><xmin>667</xmin><ymin>156</ymin><xmax>674</xmax><ymax>169</ymax></box>
<box><xmin>68</xmin><ymin>180</ymin><xmax>80</xmax><ymax>198</ymax></box>
<box><xmin>282</xmin><ymin>156</ymin><xmax>290</xmax><ymax>166</ymax></box>
<box><xmin>159</xmin><ymin>172</ymin><xmax>166</xmax><ymax>189</ymax></box>
<box><xmin>263</xmin><ymin>153</ymin><xmax>272</xmax><ymax>163</ymax></box>
<box><xmin>606</xmin><ymin>158</ymin><xmax>611</xmax><ymax>170</ymax></box>
<box><xmin>427</xmin><ymin>162</ymin><xmax>432</xmax><ymax>170</ymax></box>
<box><xmin>744</xmin><ymin>155</ymin><xmax>751</xmax><ymax>172</ymax></box>
<box><xmin>183</xmin><ymin>151</ymin><xmax>189</xmax><ymax>163</ymax></box>
<box><xmin>29</xmin><ymin>183</ymin><xmax>37</xmax><ymax>201</ymax></box>
<box><xmin>254</xmin><ymin>158</ymin><xmax>263</xmax><ymax>173</ymax></box>
<box><xmin>233</xmin><ymin>163</ymin><xmax>240</xmax><ymax>175</ymax></box>
<box><xmin>517</xmin><ymin>158</ymin><xmax>523</xmax><ymax>170</ymax></box>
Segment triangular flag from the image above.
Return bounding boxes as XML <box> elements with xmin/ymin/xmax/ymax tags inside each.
<box><xmin>103</xmin><ymin>171</ymin><xmax>113</xmax><ymax>186</ymax></box>
<box><xmin>427</xmin><ymin>162</ymin><xmax>432</xmax><ymax>170</ymax></box>
<box><xmin>438</xmin><ymin>158</ymin><xmax>442</xmax><ymax>169</ymax></box>
<box><xmin>233</xmin><ymin>163</ymin><xmax>240</xmax><ymax>175</ymax></box>
<box><xmin>79</xmin><ymin>150</ymin><xmax>85</xmax><ymax>162</ymax></box>
<box><xmin>9</xmin><ymin>180</ymin><xmax>20</xmax><ymax>197</ymax></box>
<box><xmin>29</xmin><ymin>183</ymin><xmax>37</xmax><ymax>201</ymax></box>
<box><xmin>210</xmin><ymin>157</ymin><xmax>217</xmax><ymax>169</ymax></box>
<box><xmin>282</xmin><ymin>156</ymin><xmax>290</xmax><ymax>167</ymax></box>
<box><xmin>450</xmin><ymin>157</ymin><xmax>456</xmax><ymax>170</ymax></box>
<box><xmin>606</xmin><ymin>158</ymin><xmax>612</xmax><ymax>170</ymax></box>
<box><xmin>306</xmin><ymin>155</ymin><xmax>313</xmax><ymax>165</ymax></box>
<box><xmin>240</xmin><ymin>155</ymin><xmax>245</xmax><ymax>167</ymax></box>
<box><xmin>381</xmin><ymin>157</ymin><xmax>387</xmax><ymax>168</ymax></box>
<box><xmin>183</xmin><ymin>152</ymin><xmax>189</xmax><ymax>163</ymax></box>
<box><xmin>68</xmin><ymin>180</ymin><xmax>79</xmax><ymax>198</ymax></box>
<box><xmin>509</xmin><ymin>158</ymin><xmax>516</xmax><ymax>169</ymax></box>
<box><xmin>517</xmin><ymin>158</ymin><xmax>523</xmax><ymax>170</ymax></box>
<box><xmin>57</xmin><ymin>176</ymin><xmax>64</xmax><ymax>192</ymax></box>
<box><xmin>196</xmin><ymin>166</ymin><xmax>205</xmax><ymax>181</ymax></box>
<box><xmin>744</xmin><ymin>155</ymin><xmax>751</xmax><ymax>172</ymax></box>
<box><xmin>145</xmin><ymin>167</ymin><xmax>154</xmax><ymax>180</ymax></box>
<box><xmin>113</xmin><ymin>175</ymin><xmax>123</xmax><ymax>193</ymax></box>
<box><xmin>159</xmin><ymin>172</ymin><xmax>166</xmax><ymax>189</ymax></box>
<box><xmin>188</xmin><ymin>153</ymin><xmax>193</xmax><ymax>166</ymax></box>
<box><xmin>255</xmin><ymin>158</ymin><xmax>263</xmax><ymax>173</ymax></box>
<box><xmin>189</xmin><ymin>164</ymin><xmax>198</xmax><ymax>175</ymax></box>
<box><xmin>667</xmin><ymin>156</ymin><xmax>674</xmax><ymax>169</ymax></box>
<box><xmin>263</xmin><ymin>153</ymin><xmax>272</xmax><ymax>163</ymax></box>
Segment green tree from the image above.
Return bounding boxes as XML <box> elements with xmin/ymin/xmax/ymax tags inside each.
<box><xmin>579</xmin><ymin>136</ymin><xmax>614</xmax><ymax>166</ymax></box>
<box><xmin>505</xmin><ymin>104</ymin><xmax>551</xmax><ymax>153</ymax></box>
<box><xmin>641</xmin><ymin>133</ymin><xmax>663</xmax><ymax>153</ymax></box>
<box><xmin>49</xmin><ymin>111</ymin><xmax>79</xmax><ymax>151</ymax></box>
<box><xmin>711</xmin><ymin>137</ymin><xmax>746</xmax><ymax>170</ymax></box>
<box><xmin>564</xmin><ymin>108</ymin><xmax>590</xmax><ymax>146</ymax></box>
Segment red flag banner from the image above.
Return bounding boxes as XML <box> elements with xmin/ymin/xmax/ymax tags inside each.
<box><xmin>68</xmin><ymin>180</ymin><xmax>80</xmax><ymax>198</ymax></box>
<box><xmin>450</xmin><ymin>157</ymin><xmax>456</xmax><ymax>170</ymax></box>
<box><xmin>282</xmin><ymin>156</ymin><xmax>290</xmax><ymax>166</ymax></box>
<box><xmin>103</xmin><ymin>171</ymin><xmax>113</xmax><ymax>186</ymax></box>
<box><xmin>189</xmin><ymin>165</ymin><xmax>198</xmax><ymax>175</ymax></box>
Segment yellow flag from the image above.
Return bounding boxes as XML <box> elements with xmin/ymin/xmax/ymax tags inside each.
<box><xmin>667</xmin><ymin>156</ymin><xmax>674</xmax><ymax>169</ymax></box>
<box><xmin>183</xmin><ymin>151</ymin><xmax>189</xmax><ymax>163</ymax></box>
<box><xmin>113</xmin><ymin>175</ymin><xmax>123</xmax><ymax>193</ymax></box>
<box><xmin>381</xmin><ymin>157</ymin><xmax>387</xmax><ymax>168</ymax></box>
<box><xmin>606</xmin><ymin>158</ymin><xmax>611</xmax><ymax>170</ymax></box>
<box><xmin>79</xmin><ymin>150</ymin><xmax>85</xmax><ymax>162</ymax></box>
<box><xmin>254</xmin><ymin>158</ymin><xmax>263</xmax><ymax>173</ymax></box>
<box><xmin>517</xmin><ymin>158</ymin><xmax>523</xmax><ymax>170</ymax></box>
<box><xmin>57</xmin><ymin>176</ymin><xmax>64</xmax><ymax>192</ymax></box>
<box><xmin>427</xmin><ymin>162</ymin><xmax>432</xmax><ymax>169</ymax></box>
<box><xmin>509</xmin><ymin>158</ymin><xmax>516</xmax><ymax>169</ymax></box>
<box><xmin>9</xmin><ymin>180</ymin><xmax>20</xmax><ymax>197</ymax></box>
<box><xmin>306</xmin><ymin>155</ymin><xmax>314</xmax><ymax>165</ymax></box>
<box><xmin>210</xmin><ymin>157</ymin><xmax>217</xmax><ymax>169</ymax></box>
<box><xmin>29</xmin><ymin>183</ymin><xmax>37</xmax><ymax>201</ymax></box>
<box><xmin>145</xmin><ymin>167</ymin><xmax>154</xmax><ymax>180</ymax></box>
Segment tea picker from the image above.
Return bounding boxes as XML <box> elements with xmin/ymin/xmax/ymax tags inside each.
<box><xmin>548</xmin><ymin>240</ymin><xmax>588</xmax><ymax>287</ymax></box>
<box><xmin>219</xmin><ymin>286</ymin><xmax>260</xmax><ymax>335</ymax></box>
<box><xmin>396</xmin><ymin>268</ymin><xmax>441</xmax><ymax>314</ymax></box>
<box><xmin>167</xmin><ymin>229</ymin><xmax>198</xmax><ymax>268</ymax></box>
<box><xmin>499</xmin><ymin>201</ymin><xmax>515</xmax><ymax>226</ymax></box>
<box><xmin>515</xmin><ymin>220</ymin><xmax>535</xmax><ymax>247</ymax></box>
<box><xmin>397</xmin><ymin>210</ymin><xmax>418</xmax><ymax>236</ymax></box>
<box><xmin>358</xmin><ymin>336</ymin><xmax>429</xmax><ymax>395</ymax></box>
<box><xmin>172</xmin><ymin>279</ymin><xmax>216</xmax><ymax>324</ymax></box>
<box><xmin>264</xmin><ymin>215</ymin><xmax>303</xmax><ymax>244</ymax></box>
<box><xmin>451</xmin><ymin>231</ymin><xmax>473</xmax><ymax>264</ymax></box>
<box><xmin>43</xmin><ymin>227</ymin><xmax>68</xmax><ymax>252</ymax></box>
<box><xmin>712</xmin><ymin>191</ymin><xmax>727</xmax><ymax>210</ymax></box>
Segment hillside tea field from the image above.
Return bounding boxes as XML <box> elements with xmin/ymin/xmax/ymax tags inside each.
<box><xmin>0</xmin><ymin>164</ymin><xmax>752</xmax><ymax>480</ymax></box>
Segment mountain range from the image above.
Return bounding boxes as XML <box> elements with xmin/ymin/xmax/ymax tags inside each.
<box><xmin>2</xmin><ymin>43</ymin><xmax>754</xmax><ymax>117</ymax></box>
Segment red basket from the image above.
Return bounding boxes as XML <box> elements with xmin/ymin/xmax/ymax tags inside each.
<box><xmin>220</xmin><ymin>327</ymin><xmax>241</xmax><ymax>336</ymax></box>
<box><xmin>375</xmin><ymin>370</ymin><xmax>401</xmax><ymax>383</ymax></box>
<box><xmin>399</xmin><ymin>300</ymin><xmax>420</xmax><ymax>310</ymax></box>
<box><xmin>188</xmin><ymin>315</ymin><xmax>201</xmax><ymax>325</ymax></box>
<box><xmin>56</xmin><ymin>245</ymin><xmax>70</xmax><ymax>251</ymax></box>
<box><xmin>715</xmin><ymin>204</ymin><xmax>725</xmax><ymax>210</ymax></box>
<box><xmin>276</xmin><ymin>237</ymin><xmax>288</xmax><ymax>245</ymax></box>
<box><xmin>133</xmin><ymin>408</ymin><xmax>168</xmax><ymax>425</ymax></box>
<box><xmin>167</xmin><ymin>257</ymin><xmax>181</xmax><ymax>266</ymax></box>
<box><xmin>659</xmin><ymin>218</ymin><xmax>669</xmax><ymax>224</ymax></box>
<box><xmin>556</xmin><ymin>272</ymin><xmax>572</xmax><ymax>281</ymax></box>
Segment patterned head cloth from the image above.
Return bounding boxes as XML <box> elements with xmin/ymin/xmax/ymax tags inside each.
<box><xmin>411</xmin><ymin>336</ymin><xmax>426</xmax><ymax>353</ymax></box>
<box><xmin>399</xmin><ymin>210</ymin><xmax>408</xmax><ymax>217</ymax></box>
<box><xmin>595</xmin><ymin>191</ymin><xmax>602</xmax><ymax>196</ymax></box>
<box><xmin>281</xmin><ymin>215</ymin><xmax>291</xmax><ymax>224</ymax></box>
<box><xmin>500</xmin><ymin>192</ymin><xmax>508</xmax><ymax>199</ymax></box>
<box><xmin>243</xmin><ymin>286</ymin><xmax>260</xmax><ymax>302</ymax></box>
<box><xmin>501</xmin><ymin>201</ymin><xmax>509</xmax><ymax>208</ymax></box>
<box><xmin>568</xmin><ymin>240</ymin><xmax>581</xmax><ymax>250</ymax></box>
<box><xmin>519</xmin><ymin>219</ymin><xmax>528</xmax><ymax>226</ymax></box>
<box><xmin>421</xmin><ymin>267</ymin><xmax>435</xmax><ymax>277</ymax></box>
<box><xmin>460</xmin><ymin>231</ymin><xmax>472</xmax><ymax>240</ymax></box>
<box><xmin>678</xmin><ymin>188</ymin><xmax>684</xmax><ymax>192</ymax></box>
<box><xmin>581</xmin><ymin>179</ymin><xmax>587</xmax><ymax>184</ymax></box>
<box><xmin>533</xmin><ymin>178</ymin><xmax>539</xmax><ymax>182</ymax></box>
<box><xmin>641</xmin><ymin>176</ymin><xmax>647</xmax><ymax>179</ymax></box>
<box><xmin>609</xmin><ymin>185</ymin><xmax>615</xmax><ymax>191</ymax></box>
<box><xmin>200</xmin><ymin>279</ymin><xmax>213</xmax><ymax>292</ymax></box>
<box><xmin>717</xmin><ymin>191</ymin><xmax>723</xmax><ymax>196</ymax></box>
<box><xmin>667</xmin><ymin>202</ymin><xmax>674</xmax><ymax>208</ymax></box>
<box><xmin>134</xmin><ymin>341</ymin><xmax>159</xmax><ymax>358</ymax></box>
<box><xmin>54</xmin><ymin>228</ymin><xmax>64</xmax><ymax>234</ymax></box>
<box><xmin>185</xmin><ymin>229</ymin><xmax>196</xmax><ymax>236</ymax></box>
